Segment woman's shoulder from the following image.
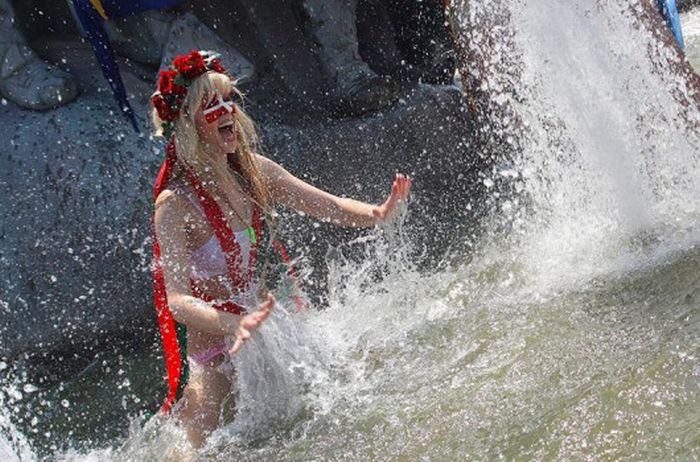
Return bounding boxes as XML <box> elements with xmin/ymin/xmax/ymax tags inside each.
<box><xmin>254</xmin><ymin>154</ymin><xmax>285</xmax><ymax>180</ymax></box>
<box><xmin>155</xmin><ymin>180</ymin><xmax>200</xmax><ymax>218</ymax></box>
<box><xmin>155</xmin><ymin>181</ymin><xmax>186</xmax><ymax>208</ymax></box>
<box><xmin>253</xmin><ymin>153</ymin><xmax>269</xmax><ymax>167</ymax></box>
<box><xmin>154</xmin><ymin>187</ymin><xmax>207</xmax><ymax>239</ymax></box>
<box><xmin>154</xmin><ymin>189</ymin><xmax>182</xmax><ymax>209</ymax></box>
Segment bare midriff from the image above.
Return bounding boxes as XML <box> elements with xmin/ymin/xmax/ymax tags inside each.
<box><xmin>187</xmin><ymin>275</ymin><xmax>240</xmax><ymax>365</ymax></box>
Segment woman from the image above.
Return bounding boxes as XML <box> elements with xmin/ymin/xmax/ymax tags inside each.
<box><xmin>151</xmin><ymin>50</ymin><xmax>412</xmax><ymax>447</ymax></box>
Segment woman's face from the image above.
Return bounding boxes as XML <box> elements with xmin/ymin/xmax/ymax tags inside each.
<box><xmin>194</xmin><ymin>90</ymin><xmax>238</xmax><ymax>154</ymax></box>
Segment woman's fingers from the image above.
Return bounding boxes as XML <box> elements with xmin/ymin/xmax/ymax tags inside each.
<box><xmin>228</xmin><ymin>326</ymin><xmax>250</xmax><ymax>355</ymax></box>
<box><xmin>389</xmin><ymin>175</ymin><xmax>411</xmax><ymax>205</ymax></box>
<box><xmin>374</xmin><ymin>174</ymin><xmax>412</xmax><ymax>224</ymax></box>
<box><xmin>393</xmin><ymin>174</ymin><xmax>411</xmax><ymax>202</ymax></box>
<box><xmin>238</xmin><ymin>326</ymin><xmax>251</xmax><ymax>341</ymax></box>
<box><xmin>259</xmin><ymin>293</ymin><xmax>275</xmax><ymax>311</ymax></box>
<box><xmin>254</xmin><ymin>295</ymin><xmax>274</xmax><ymax>320</ymax></box>
<box><xmin>245</xmin><ymin>294</ymin><xmax>274</xmax><ymax>324</ymax></box>
<box><xmin>398</xmin><ymin>174</ymin><xmax>412</xmax><ymax>198</ymax></box>
<box><xmin>229</xmin><ymin>338</ymin><xmax>243</xmax><ymax>355</ymax></box>
<box><xmin>251</xmin><ymin>310</ymin><xmax>270</xmax><ymax>325</ymax></box>
<box><xmin>229</xmin><ymin>294</ymin><xmax>275</xmax><ymax>355</ymax></box>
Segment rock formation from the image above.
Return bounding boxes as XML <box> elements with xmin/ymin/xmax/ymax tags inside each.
<box><xmin>0</xmin><ymin>1</ymin><xmax>481</xmax><ymax>372</ymax></box>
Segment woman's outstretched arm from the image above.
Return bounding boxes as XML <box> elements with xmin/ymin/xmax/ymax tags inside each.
<box><xmin>258</xmin><ymin>156</ymin><xmax>412</xmax><ymax>227</ymax></box>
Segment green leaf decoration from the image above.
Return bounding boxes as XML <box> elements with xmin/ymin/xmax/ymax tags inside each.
<box><xmin>162</xmin><ymin>122</ymin><xmax>174</xmax><ymax>139</ymax></box>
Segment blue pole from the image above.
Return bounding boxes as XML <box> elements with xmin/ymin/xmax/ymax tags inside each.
<box><xmin>69</xmin><ymin>0</ymin><xmax>183</xmax><ymax>131</ymax></box>
<box><xmin>658</xmin><ymin>0</ymin><xmax>685</xmax><ymax>49</ymax></box>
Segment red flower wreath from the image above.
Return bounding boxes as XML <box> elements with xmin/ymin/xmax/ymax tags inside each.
<box><xmin>151</xmin><ymin>50</ymin><xmax>229</xmax><ymax>137</ymax></box>
<box><xmin>173</xmin><ymin>51</ymin><xmax>208</xmax><ymax>79</ymax></box>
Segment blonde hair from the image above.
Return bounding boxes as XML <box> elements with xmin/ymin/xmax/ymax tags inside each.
<box><xmin>152</xmin><ymin>71</ymin><xmax>272</xmax><ymax>215</ymax></box>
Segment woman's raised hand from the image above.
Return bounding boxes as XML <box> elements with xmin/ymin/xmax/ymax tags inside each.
<box><xmin>373</xmin><ymin>173</ymin><xmax>413</xmax><ymax>223</ymax></box>
<box><xmin>229</xmin><ymin>293</ymin><xmax>275</xmax><ymax>355</ymax></box>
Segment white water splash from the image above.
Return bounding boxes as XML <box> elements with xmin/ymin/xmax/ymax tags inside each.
<box><xmin>682</xmin><ymin>7</ymin><xmax>700</xmax><ymax>70</ymax></box>
<box><xmin>461</xmin><ymin>0</ymin><xmax>700</xmax><ymax>291</ymax></box>
<box><xmin>211</xmin><ymin>301</ymin><xmax>329</xmax><ymax>444</ymax></box>
<box><xmin>0</xmin><ymin>384</ymin><xmax>36</xmax><ymax>462</ymax></box>
<box><xmin>3</xmin><ymin>2</ymin><xmax>700</xmax><ymax>461</ymax></box>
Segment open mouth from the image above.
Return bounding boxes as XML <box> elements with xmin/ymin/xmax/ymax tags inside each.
<box><xmin>218</xmin><ymin>122</ymin><xmax>236</xmax><ymax>142</ymax></box>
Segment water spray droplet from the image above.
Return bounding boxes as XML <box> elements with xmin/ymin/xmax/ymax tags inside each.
<box><xmin>23</xmin><ymin>384</ymin><xmax>38</xmax><ymax>393</ymax></box>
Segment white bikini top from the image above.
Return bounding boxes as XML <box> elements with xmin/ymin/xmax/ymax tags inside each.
<box><xmin>182</xmin><ymin>192</ymin><xmax>252</xmax><ymax>280</ymax></box>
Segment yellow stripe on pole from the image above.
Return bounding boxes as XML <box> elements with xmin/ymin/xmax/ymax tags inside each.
<box><xmin>89</xmin><ymin>0</ymin><xmax>109</xmax><ymax>20</ymax></box>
